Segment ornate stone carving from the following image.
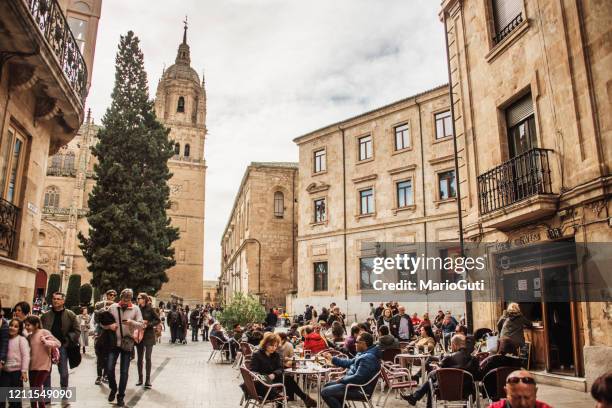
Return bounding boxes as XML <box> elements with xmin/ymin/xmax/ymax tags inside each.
<box><xmin>8</xmin><ymin>63</ymin><xmax>38</xmax><ymax>91</ymax></box>
<box><xmin>35</xmin><ymin>94</ymin><xmax>60</xmax><ymax>121</ymax></box>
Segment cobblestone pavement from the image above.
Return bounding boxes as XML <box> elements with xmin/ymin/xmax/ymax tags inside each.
<box><xmin>45</xmin><ymin>331</ymin><xmax>593</xmax><ymax>408</ymax></box>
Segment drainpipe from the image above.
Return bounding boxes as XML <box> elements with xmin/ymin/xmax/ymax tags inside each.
<box><xmin>291</xmin><ymin>169</ymin><xmax>296</xmax><ymax>292</ymax></box>
<box><xmin>416</xmin><ymin>98</ymin><xmax>429</xmax><ymax>312</ymax></box>
<box><xmin>341</xmin><ymin>126</ymin><xmax>348</xmax><ymax>302</ymax></box>
<box><xmin>443</xmin><ymin>12</ymin><xmax>472</xmax><ymax>331</ymax></box>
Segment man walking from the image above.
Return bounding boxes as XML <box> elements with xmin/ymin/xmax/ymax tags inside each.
<box><xmin>41</xmin><ymin>292</ymin><xmax>80</xmax><ymax>405</ymax></box>
<box><xmin>167</xmin><ymin>305</ymin><xmax>179</xmax><ymax>344</ymax></box>
<box><xmin>189</xmin><ymin>306</ymin><xmax>201</xmax><ymax>342</ymax></box>
<box><xmin>393</xmin><ymin>305</ymin><xmax>414</xmax><ymax>341</ymax></box>
<box><xmin>102</xmin><ymin>289</ymin><xmax>143</xmax><ymax>407</ymax></box>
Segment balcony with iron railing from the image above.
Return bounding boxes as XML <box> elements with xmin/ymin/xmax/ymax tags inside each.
<box><xmin>0</xmin><ymin>198</ymin><xmax>20</xmax><ymax>258</ymax></box>
<box><xmin>477</xmin><ymin>148</ymin><xmax>558</xmax><ymax>229</ymax></box>
<box><xmin>493</xmin><ymin>12</ymin><xmax>523</xmax><ymax>45</ymax></box>
<box><xmin>0</xmin><ymin>0</ymin><xmax>88</xmax><ymax>149</ymax></box>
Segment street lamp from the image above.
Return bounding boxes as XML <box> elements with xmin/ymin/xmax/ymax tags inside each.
<box><xmin>58</xmin><ymin>260</ymin><xmax>66</xmax><ymax>292</ymax></box>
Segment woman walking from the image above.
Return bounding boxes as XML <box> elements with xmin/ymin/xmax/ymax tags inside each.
<box><xmin>497</xmin><ymin>303</ymin><xmax>533</xmax><ymax>346</ymax></box>
<box><xmin>0</xmin><ymin>319</ymin><xmax>30</xmax><ymax>408</ymax></box>
<box><xmin>77</xmin><ymin>307</ymin><xmax>92</xmax><ymax>354</ymax></box>
<box><xmin>136</xmin><ymin>294</ymin><xmax>160</xmax><ymax>389</ymax></box>
<box><xmin>24</xmin><ymin>315</ymin><xmax>60</xmax><ymax>408</ymax></box>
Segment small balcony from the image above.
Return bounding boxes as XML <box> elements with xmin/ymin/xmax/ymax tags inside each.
<box><xmin>493</xmin><ymin>12</ymin><xmax>523</xmax><ymax>45</ymax></box>
<box><xmin>477</xmin><ymin>148</ymin><xmax>558</xmax><ymax>230</ymax></box>
<box><xmin>0</xmin><ymin>198</ymin><xmax>20</xmax><ymax>258</ymax></box>
<box><xmin>0</xmin><ymin>0</ymin><xmax>88</xmax><ymax>149</ymax></box>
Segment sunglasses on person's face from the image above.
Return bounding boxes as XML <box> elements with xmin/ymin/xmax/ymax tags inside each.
<box><xmin>507</xmin><ymin>377</ymin><xmax>536</xmax><ymax>385</ymax></box>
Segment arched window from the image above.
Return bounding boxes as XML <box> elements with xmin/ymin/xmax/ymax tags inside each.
<box><xmin>44</xmin><ymin>186</ymin><xmax>60</xmax><ymax>208</ymax></box>
<box><xmin>184</xmin><ymin>144</ymin><xmax>190</xmax><ymax>157</ymax></box>
<box><xmin>174</xmin><ymin>143</ymin><xmax>180</xmax><ymax>155</ymax></box>
<box><xmin>274</xmin><ymin>191</ymin><xmax>284</xmax><ymax>218</ymax></box>
<box><xmin>63</xmin><ymin>152</ymin><xmax>75</xmax><ymax>170</ymax></box>
<box><xmin>177</xmin><ymin>96</ymin><xmax>185</xmax><ymax>113</ymax></box>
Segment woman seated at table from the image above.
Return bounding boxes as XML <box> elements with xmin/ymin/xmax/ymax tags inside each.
<box><xmin>303</xmin><ymin>325</ymin><xmax>328</xmax><ymax>354</ymax></box>
<box><xmin>249</xmin><ymin>332</ymin><xmax>317</xmax><ymax>407</ymax></box>
<box><xmin>277</xmin><ymin>332</ymin><xmax>294</xmax><ymax>366</ymax></box>
<box><xmin>411</xmin><ymin>325</ymin><xmax>436</xmax><ymax>353</ymax></box>
<box><xmin>330</xmin><ymin>321</ymin><xmax>345</xmax><ymax>344</ymax></box>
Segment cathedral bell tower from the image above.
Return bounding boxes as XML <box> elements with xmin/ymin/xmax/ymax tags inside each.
<box><xmin>154</xmin><ymin>20</ymin><xmax>206</xmax><ymax>304</ymax></box>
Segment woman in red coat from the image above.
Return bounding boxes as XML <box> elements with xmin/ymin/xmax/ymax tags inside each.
<box><xmin>303</xmin><ymin>326</ymin><xmax>328</xmax><ymax>354</ymax></box>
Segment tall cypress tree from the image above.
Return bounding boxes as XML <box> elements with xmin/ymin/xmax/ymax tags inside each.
<box><xmin>79</xmin><ymin>31</ymin><xmax>178</xmax><ymax>295</ymax></box>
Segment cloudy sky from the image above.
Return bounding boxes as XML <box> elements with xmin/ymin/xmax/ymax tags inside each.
<box><xmin>86</xmin><ymin>0</ymin><xmax>448</xmax><ymax>280</ymax></box>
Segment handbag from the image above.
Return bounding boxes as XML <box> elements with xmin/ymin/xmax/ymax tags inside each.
<box><xmin>118</xmin><ymin>307</ymin><xmax>135</xmax><ymax>352</ymax></box>
<box><xmin>485</xmin><ymin>334</ymin><xmax>499</xmax><ymax>353</ymax></box>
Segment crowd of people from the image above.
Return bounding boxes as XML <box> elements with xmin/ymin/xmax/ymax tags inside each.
<box><xmin>209</xmin><ymin>301</ymin><xmax>612</xmax><ymax>408</ymax></box>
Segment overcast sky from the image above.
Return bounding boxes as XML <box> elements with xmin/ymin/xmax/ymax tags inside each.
<box><xmin>85</xmin><ymin>0</ymin><xmax>448</xmax><ymax>281</ymax></box>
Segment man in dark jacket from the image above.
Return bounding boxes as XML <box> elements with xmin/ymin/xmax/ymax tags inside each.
<box><xmin>41</xmin><ymin>292</ymin><xmax>80</xmax><ymax>394</ymax></box>
<box><xmin>167</xmin><ymin>305</ymin><xmax>179</xmax><ymax>344</ymax></box>
<box><xmin>0</xmin><ymin>299</ymin><xmax>8</xmax><ymax>370</ymax></box>
<box><xmin>304</xmin><ymin>305</ymin><xmax>312</xmax><ymax>322</ymax></box>
<box><xmin>189</xmin><ymin>307</ymin><xmax>201</xmax><ymax>342</ymax></box>
<box><xmin>392</xmin><ymin>305</ymin><xmax>414</xmax><ymax>341</ymax></box>
<box><xmin>321</xmin><ymin>332</ymin><xmax>381</xmax><ymax>408</ymax></box>
<box><xmin>402</xmin><ymin>334</ymin><xmax>478</xmax><ymax>407</ymax></box>
<box><xmin>93</xmin><ymin>289</ymin><xmax>116</xmax><ymax>384</ymax></box>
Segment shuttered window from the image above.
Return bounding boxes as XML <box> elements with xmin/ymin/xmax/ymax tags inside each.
<box><xmin>492</xmin><ymin>0</ymin><xmax>523</xmax><ymax>43</ymax></box>
<box><xmin>506</xmin><ymin>94</ymin><xmax>534</xmax><ymax>127</ymax></box>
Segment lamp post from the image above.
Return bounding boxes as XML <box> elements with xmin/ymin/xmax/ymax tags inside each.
<box><xmin>58</xmin><ymin>260</ymin><xmax>66</xmax><ymax>292</ymax></box>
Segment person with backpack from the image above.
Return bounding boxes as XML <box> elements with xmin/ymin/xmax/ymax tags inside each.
<box><xmin>101</xmin><ymin>289</ymin><xmax>143</xmax><ymax>407</ymax></box>
<box><xmin>24</xmin><ymin>315</ymin><xmax>60</xmax><ymax>408</ymax></box>
<box><xmin>135</xmin><ymin>293</ymin><xmax>160</xmax><ymax>389</ymax></box>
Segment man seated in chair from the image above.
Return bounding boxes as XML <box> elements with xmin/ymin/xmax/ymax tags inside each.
<box><xmin>488</xmin><ymin>370</ymin><xmax>552</xmax><ymax>408</ymax></box>
<box><xmin>320</xmin><ymin>332</ymin><xmax>381</xmax><ymax>408</ymax></box>
<box><xmin>402</xmin><ymin>334</ymin><xmax>478</xmax><ymax>407</ymax></box>
<box><xmin>210</xmin><ymin>323</ymin><xmax>237</xmax><ymax>361</ymax></box>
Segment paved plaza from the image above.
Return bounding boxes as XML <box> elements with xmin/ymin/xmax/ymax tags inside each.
<box><xmin>47</xmin><ymin>331</ymin><xmax>594</xmax><ymax>408</ymax></box>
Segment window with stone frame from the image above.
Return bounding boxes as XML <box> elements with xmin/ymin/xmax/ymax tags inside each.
<box><xmin>63</xmin><ymin>152</ymin><xmax>75</xmax><ymax>170</ymax></box>
<box><xmin>184</xmin><ymin>144</ymin><xmax>190</xmax><ymax>157</ymax></box>
<box><xmin>491</xmin><ymin>0</ymin><xmax>523</xmax><ymax>45</ymax></box>
<box><xmin>44</xmin><ymin>186</ymin><xmax>60</xmax><ymax>208</ymax></box>
<box><xmin>439</xmin><ymin>247</ymin><xmax>462</xmax><ymax>283</ymax></box>
<box><xmin>394</xmin><ymin>123</ymin><xmax>410</xmax><ymax>150</ymax></box>
<box><xmin>438</xmin><ymin>170</ymin><xmax>456</xmax><ymax>200</ymax></box>
<box><xmin>0</xmin><ymin>126</ymin><xmax>27</xmax><ymax>205</ymax></box>
<box><xmin>314</xmin><ymin>198</ymin><xmax>326</xmax><ymax>223</ymax></box>
<box><xmin>50</xmin><ymin>154</ymin><xmax>62</xmax><ymax>170</ymax></box>
<box><xmin>314</xmin><ymin>149</ymin><xmax>326</xmax><ymax>173</ymax></box>
<box><xmin>177</xmin><ymin>96</ymin><xmax>185</xmax><ymax>113</ymax></box>
<box><xmin>358</xmin><ymin>135</ymin><xmax>373</xmax><ymax>161</ymax></box>
<box><xmin>313</xmin><ymin>261</ymin><xmax>328</xmax><ymax>292</ymax></box>
<box><xmin>397</xmin><ymin>252</ymin><xmax>418</xmax><ymax>283</ymax></box>
<box><xmin>274</xmin><ymin>191</ymin><xmax>284</xmax><ymax>218</ymax></box>
<box><xmin>396</xmin><ymin>180</ymin><xmax>413</xmax><ymax>208</ymax></box>
<box><xmin>174</xmin><ymin>142</ymin><xmax>180</xmax><ymax>156</ymax></box>
<box><xmin>435</xmin><ymin>111</ymin><xmax>453</xmax><ymax>139</ymax></box>
<box><xmin>359</xmin><ymin>188</ymin><xmax>374</xmax><ymax>215</ymax></box>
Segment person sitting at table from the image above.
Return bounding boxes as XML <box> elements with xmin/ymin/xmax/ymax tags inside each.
<box><xmin>232</xmin><ymin>323</ymin><xmax>243</xmax><ymax>342</ymax></box>
<box><xmin>377</xmin><ymin>325</ymin><xmax>400</xmax><ymax>350</ymax></box>
<box><xmin>247</xmin><ymin>332</ymin><xmax>317</xmax><ymax>407</ymax></box>
<box><xmin>441</xmin><ymin>313</ymin><xmax>457</xmax><ymax>349</ymax></box>
<box><xmin>412</xmin><ymin>325</ymin><xmax>436</xmax><ymax>353</ymax></box>
<box><xmin>210</xmin><ymin>323</ymin><xmax>238</xmax><ymax>360</ymax></box>
<box><xmin>433</xmin><ymin>310</ymin><xmax>445</xmax><ymax>329</ymax></box>
<box><xmin>330</xmin><ymin>321</ymin><xmax>345</xmax><ymax>344</ymax></box>
<box><xmin>343</xmin><ymin>325</ymin><xmax>361</xmax><ymax>357</ymax></box>
<box><xmin>303</xmin><ymin>325</ymin><xmax>328</xmax><ymax>354</ymax></box>
<box><xmin>479</xmin><ymin>337</ymin><xmax>522</xmax><ymax>380</ymax></box>
<box><xmin>488</xmin><ymin>370</ymin><xmax>552</xmax><ymax>408</ymax></box>
<box><xmin>277</xmin><ymin>332</ymin><xmax>294</xmax><ymax>367</ymax></box>
<box><xmin>247</xmin><ymin>328</ymin><xmax>264</xmax><ymax>347</ymax></box>
<box><xmin>287</xmin><ymin>324</ymin><xmax>300</xmax><ymax>343</ymax></box>
<box><xmin>454</xmin><ymin>325</ymin><xmax>475</xmax><ymax>354</ymax></box>
<box><xmin>320</xmin><ymin>332</ymin><xmax>381</xmax><ymax>408</ymax></box>
<box><xmin>401</xmin><ymin>334</ymin><xmax>478</xmax><ymax>407</ymax></box>
<box><xmin>421</xmin><ymin>313</ymin><xmax>432</xmax><ymax>329</ymax></box>
<box><xmin>377</xmin><ymin>307</ymin><xmax>395</xmax><ymax>332</ymax></box>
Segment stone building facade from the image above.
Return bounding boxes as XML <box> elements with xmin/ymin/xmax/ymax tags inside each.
<box><xmin>289</xmin><ymin>85</ymin><xmax>462</xmax><ymax>322</ymax></box>
<box><xmin>202</xmin><ymin>280</ymin><xmax>219</xmax><ymax>305</ymax></box>
<box><xmin>220</xmin><ymin>162</ymin><xmax>298</xmax><ymax>309</ymax></box>
<box><xmin>153</xmin><ymin>26</ymin><xmax>206</xmax><ymax>305</ymax></box>
<box><xmin>37</xmin><ymin>115</ymin><xmax>98</xmax><ymax>296</ymax></box>
<box><xmin>0</xmin><ymin>0</ymin><xmax>100</xmax><ymax>307</ymax></box>
<box><xmin>440</xmin><ymin>0</ymin><xmax>611</xmax><ymax>386</ymax></box>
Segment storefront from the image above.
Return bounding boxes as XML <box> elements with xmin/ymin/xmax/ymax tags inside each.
<box><xmin>493</xmin><ymin>239</ymin><xmax>582</xmax><ymax>377</ymax></box>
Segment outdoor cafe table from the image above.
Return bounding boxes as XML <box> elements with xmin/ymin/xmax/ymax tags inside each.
<box><xmin>394</xmin><ymin>353</ymin><xmax>430</xmax><ymax>384</ymax></box>
<box><xmin>283</xmin><ymin>363</ymin><xmax>331</xmax><ymax>408</ymax></box>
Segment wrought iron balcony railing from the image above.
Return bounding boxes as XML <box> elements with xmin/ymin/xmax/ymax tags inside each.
<box><xmin>26</xmin><ymin>0</ymin><xmax>88</xmax><ymax>103</ymax></box>
<box><xmin>493</xmin><ymin>12</ymin><xmax>523</xmax><ymax>45</ymax></box>
<box><xmin>477</xmin><ymin>148</ymin><xmax>553</xmax><ymax>215</ymax></box>
<box><xmin>0</xmin><ymin>198</ymin><xmax>20</xmax><ymax>257</ymax></box>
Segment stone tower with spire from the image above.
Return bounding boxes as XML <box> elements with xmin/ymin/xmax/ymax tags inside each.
<box><xmin>154</xmin><ymin>21</ymin><xmax>206</xmax><ymax>304</ymax></box>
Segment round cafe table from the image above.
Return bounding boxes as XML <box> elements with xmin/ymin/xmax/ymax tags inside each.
<box><xmin>283</xmin><ymin>363</ymin><xmax>330</xmax><ymax>408</ymax></box>
<box><xmin>394</xmin><ymin>353</ymin><xmax>430</xmax><ymax>384</ymax></box>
